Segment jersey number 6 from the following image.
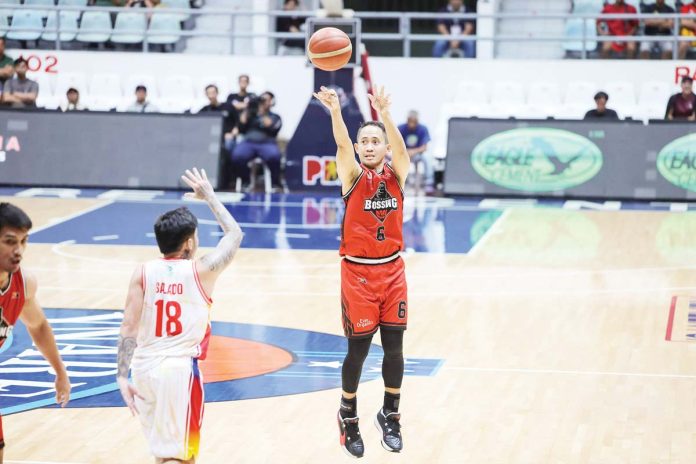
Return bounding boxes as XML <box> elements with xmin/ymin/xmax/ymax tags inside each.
<box><xmin>155</xmin><ymin>299</ymin><xmax>183</xmax><ymax>337</ymax></box>
<box><xmin>376</xmin><ymin>226</ymin><xmax>385</xmax><ymax>242</ymax></box>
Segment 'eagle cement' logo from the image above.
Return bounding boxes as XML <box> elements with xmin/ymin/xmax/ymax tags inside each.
<box><xmin>657</xmin><ymin>133</ymin><xmax>696</xmax><ymax>192</ymax></box>
<box><xmin>363</xmin><ymin>182</ymin><xmax>398</xmax><ymax>222</ymax></box>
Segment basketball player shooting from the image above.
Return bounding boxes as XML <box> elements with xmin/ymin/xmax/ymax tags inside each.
<box><xmin>116</xmin><ymin>168</ymin><xmax>243</xmax><ymax>464</ymax></box>
<box><xmin>313</xmin><ymin>85</ymin><xmax>410</xmax><ymax>458</ymax></box>
<box><xmin>0</xmin><ymin>203</ymin><xmax>71</xmax><ymax>464</ymax></box>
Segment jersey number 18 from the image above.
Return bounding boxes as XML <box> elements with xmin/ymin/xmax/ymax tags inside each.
<box><xmin>154</xmin><ymin>299</ymin><xmax>183</xmax><ymax>337</ymax></box>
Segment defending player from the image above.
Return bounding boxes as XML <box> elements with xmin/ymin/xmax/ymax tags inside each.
<box><xmin>116</xmin><ymin>168</ymin><xmax>243</xmax><ymax>463</ymax></box>
<box><xmin>0</xmin><ymin>203</ymin><xmax>71</xmax><ymax>464</ymax></box>
<box><xmin>314</xmin><ymin>85</ymin><xmax>410</xmax><ymax>457</ymax></box>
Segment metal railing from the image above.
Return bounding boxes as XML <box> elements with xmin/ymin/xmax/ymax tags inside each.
<box><xmin>1</xmin><ymin>5</ymin><xmax>695</xmax><ymax>59</ymax></box>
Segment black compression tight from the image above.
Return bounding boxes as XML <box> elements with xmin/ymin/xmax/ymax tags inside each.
<box><xmin>341</xmin><ymin>329</ymin><xmax>404</xmax><ymax>393</ymax></box>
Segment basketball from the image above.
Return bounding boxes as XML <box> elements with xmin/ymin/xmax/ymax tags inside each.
<box><xmin>307</xmin><ymin>27</ymin><xmax>353</xmax><ymax>72</ymax></box>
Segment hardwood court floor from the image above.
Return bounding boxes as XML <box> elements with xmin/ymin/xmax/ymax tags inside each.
<box><xmin>4</xmin><ymin>197</ymin><xmax>696</xmax><ymax>464</ymax></box>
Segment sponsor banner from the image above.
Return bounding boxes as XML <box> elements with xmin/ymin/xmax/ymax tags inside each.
<box><xmin>0</xmin><ymin>110</ymin><xmax>222</xmax><ymax>189</ymax></box>
<box><xmin>445</xmin><ymin>119</ymin><xmax>696</xmax><ymax>200</ymax></box>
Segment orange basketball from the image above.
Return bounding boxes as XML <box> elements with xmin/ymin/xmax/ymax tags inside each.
<box><xmin>307</xmin><ymin>27</ymin><xmax>352</xmax><ymax>72</ymax></box>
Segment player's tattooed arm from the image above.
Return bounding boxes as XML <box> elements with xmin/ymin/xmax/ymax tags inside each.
<box><xmin>182</xmin><ymin>168</ymin><xmax>243</xmax><ymax>276</ymax></box>
<box><xmin>117</xmin><ymin>336</ymin><xmax>137</xmax><ymax>378</ymax></box>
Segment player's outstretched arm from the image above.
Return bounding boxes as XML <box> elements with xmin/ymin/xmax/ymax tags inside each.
<box><xmin>369</xmin><ymin>86</ymin><xmax>409</xmax><ymax>187</ymax></box>
<box><xmin>181</xmin><ymin>168</ymin><xmax>243</xmax><ymax>293</ymax></box>
<box><xmin>313</xmin><ymin>86</ymin><xmax>361</xmax><ymax>188</ymax></box>
<box><xmin>19</xmin><ymin>271</ymin><xmax>71</xmax><ymax>407</ymax></box>
<box><xmin>117</xmin><ymin>265</ymin><xmax>145</xmax><ymax>416</ymax></box>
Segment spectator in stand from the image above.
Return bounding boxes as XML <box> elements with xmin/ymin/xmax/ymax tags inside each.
<box><xmin>126</xmin><ymin>0</ymin><xmax>161</xmax><ymax>6</ymax></box>
<box><xmin>640</xmin><ymin>0</ymin><xmax>675</xmax><ymax>59</ymax></box>
<box><xmin>232</xmin><ymin>91</ymin><xmax>283</xmax><ymax>191</ymax></box>
<box><xmin>2</xmin><ymin>59</ymin><xmax>38</xmax><ymax>109</ymax></box>
<box><xmin>199</xmin><ymin>84</ymin><xmax>238</xmax><ymax>190</ymax></box>
<box><xmin>597</xmin><ymin>0</ymin><xmax>638</xmax><ymax>59</ymax></box>
<box><xmin>679</xmin><ymin>0</ymin><xmax>696</xmax><ymax>59</ymax></box>
<box><xmin>0</xmin><ymin>39</ymin><xmax>14</xmax><ymax>86</ymax></box>
<box><xmin>665</xmin><ymin>76</ymin><xmax>696</xmax><ymax>120</ymax></box>
<box><xmin>398</xmin><ymin>111</ymin><xmax>434</xmax><ymax>193</ymax></box>
<box><xmin>276</xmin><ymin>0</ymin><xmax>306</xmax><ymax>56</ymax></box>
<box><xmin>125</xmin><ymin>85</ymin><xmax>159</xmax><ymax>113</ymax></box>
<box><xmin>60</xmin><ymin>88</ymin><xmax>88</xmax><ymax>112</ymax></box>
<box><xmin>226</xmin><ymin>74</ymin><xmax>257</xmax><ymax>118</ymax></box>
<box><xmin>584</xmin><ymin>91</ymin><xmax>619</xmax><ymax>119</ymax></box>
<box><xmin>433</xmin><ymin>0</ymin><xmax>476</xmax><ymax>58</ymax></box>
<box><xmin>89</xmin><ymin>0</ymin><xmax>130</xmax><ymax>6</ymax></box>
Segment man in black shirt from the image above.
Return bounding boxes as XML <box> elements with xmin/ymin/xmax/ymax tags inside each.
<box><xmin>231</xmin><ymin>91</ymin><xmax>283</xmax><ymax>191</ymax></box>
<box><xmin>276</xmin><ymin>0</ymin><xmax>305</xmax><ymax>55</ymax></box>
<box><xmin>200</xmin><ymin>84</ymin><xmax>239</xmax><ymax>190</ymax></box>
<box><xmin>226</xmin><ymin>74</ymin><xmax>256</xmax><ymax>119</ymax></box>
<box><xmin>584</xmin><ymin>91</ymin><xmax>620</xmax><ymax>120</ymax></box>
<box><xmin>639</xmin><ymin>0</ymin><xmax>675</xmax><ymax>59</ymax></box>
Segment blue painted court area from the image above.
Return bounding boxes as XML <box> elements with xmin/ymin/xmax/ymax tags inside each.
<box><xmin>8</xmin><ymin>187</ymin><xmax>696</xmax><ymax>254</ymax></box>
<box><xmin>27</xmin><ymin>192</ymin><xmax>498</xmax><ymax>254</ymax></box>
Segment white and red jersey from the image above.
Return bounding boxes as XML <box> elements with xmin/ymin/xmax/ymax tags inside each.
<box><xmin>133</xmin><ymin>259</ymin><xmax>212</xmax><ymax>364</ymax></box>
<box><xmin>0</xmin><ymin>268</ymin><xmax>26</xmax><ymax>348</ymax></box>
<box><xmin>340</xmin><ymin>164</ymin><xmax>404</xmax><ymax>260</ymax></box>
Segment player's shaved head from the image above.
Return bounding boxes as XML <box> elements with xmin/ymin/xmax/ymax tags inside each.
<box><xmin>154</xmin><ymin>207</ymin><xmax>198</xmax><ymax>255</ymax></box>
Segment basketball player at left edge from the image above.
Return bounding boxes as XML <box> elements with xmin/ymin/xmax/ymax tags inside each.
<box><xmin>0</xmin><ymin>203</ymin><xmax>71</xmax><ymax>463</ymax></box>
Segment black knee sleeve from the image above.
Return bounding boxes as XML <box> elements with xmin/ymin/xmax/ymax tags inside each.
<box><xmin>381</xmin><ymin>329</ymin><xmax>404</xmax><ymax>389</ymax></box>
<box><xmin>341</xmin><ymin>336</ymin><xmax>373</xmax><ymax>393</ymax></box>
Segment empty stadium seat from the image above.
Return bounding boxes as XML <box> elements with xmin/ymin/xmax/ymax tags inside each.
<box><xmin>111</xmin><ymin>12</ymin><xmax>146</xmax><ymax>44</ymax></box>
<box><xmin>0</xmin><ymin>10</ymin><xmax>10</xmax><ymax>37</ymax></box>
<box><xmin>7</xmin><ymin>9</ymin><xmax>43</xmax><ymax>41</ymax></box>
<box><xmin>563</xmin><ymin>18</ymin><xmax>597</xmax><ymax>53</ymax></box>
<box><xmin>564</xmin><ymin>80</ymin><xmax>598</xmax><ymax>108</ymax></box>
<box><xmin>89</xmin><ymin>73</ymin><xmax>123</xmax><ymax>98</ymax></box>
<box><xmin>58</xmin><ymin>0</ymin><xmax>88</xmax><ymax>5</ymax></box>
<box><xmin>161</xmin><ymin>0</ymin><xmax>191</xmax><ymax>21</ymax></box>
<box><xmin>160</xmin><ymin>75</ymin><xmax>195</xmax><ymax>99</ymax></box>
<box><xmin>604</xmin><ymin>81</ymin><xmax>637</xmax><ymax>116</ymax></box>
<box><xmin>24</xmin><ymin>0</ymin><xmax>55</xmax><ymax>18</ymax></box>
<box><xmin>147</xmin><ymin>13</ymin><xmax>182</xmax><ymax>45</ymax></box>
<box><xmin>0</xmin><ymin>0</ymin><xmax>21</xmax><ymax>5</ymax></box>
<box><xmin>453</xmin><ymin>81</ymin><xmax>489</xmax><ymax>106</ymax></box>
<box><xmin>76</xmin><ymin>11</ymin><xmax>112</xmax><ymax>43</ymax></box>
<box><xmin>638</xmin><ymin>81</ymin><xmax>672</xmax><ymax>107</ymax></box>
<box><xmin>42</xmin><ymin>11</ymin><xmax>79</xmax><ymax>42</ymax></box>
<box><xmin>526</xmin><ymin>81</ymin><xmax>562</xmax><ymax>117</ymax></box>
<box><xmin>55</xmin><ymin>72</ymin><xmax>89</xmax><ymax>98</ymax></box>
<box><xmin>572</xmin><ymin>0</ymin><xmax>605</xmax><ymax>14</ymax></box>
<box><xmin>156</xmin><ymin>97</ymin><xmax>194</xmax><ymax>113</ymax></box>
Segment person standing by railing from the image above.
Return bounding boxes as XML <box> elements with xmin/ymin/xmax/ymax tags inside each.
<box><xmin>597</xmin><ymin>0</ymin><xmax>638</xmax><ymax>59</ymax></box>
<box><xmin>678</xmin><ymin>0</ymin><xmax>696</xmax><ymax>59</ymax></box>
<box><xmin>640</xmin><ymin>0</ymin><xmax>675</xmax><ymax>60</ymax></box>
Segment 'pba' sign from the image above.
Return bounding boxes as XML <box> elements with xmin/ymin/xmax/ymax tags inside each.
<box><xmin>303</xmin><ymin>155</ymin><xmax>340</xmax><ymax>186</ymax></box>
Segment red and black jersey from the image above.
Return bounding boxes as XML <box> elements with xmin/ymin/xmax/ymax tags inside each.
<box><xmin>340</xmin><ymin>164</ymin><xmax>404</xmax><ymax>260</ymax></box>
<box><xmin>0</xmin><ymin>268</ymin><xmax>26</xmax><ymax>348</ymax></box>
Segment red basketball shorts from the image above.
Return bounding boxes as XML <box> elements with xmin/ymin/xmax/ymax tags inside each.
<box><xmin>340</xmin><ymin>256</ymin><xmax>408</xmax><ymax>339</ymax></box>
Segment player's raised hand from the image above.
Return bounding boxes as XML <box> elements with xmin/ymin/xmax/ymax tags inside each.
<box><xmin>117</xmin><ymin>376</ymin><xmax>143</xmax><ymax>417</ymax></box>
<box><xmin>313</xmin><ymin>86</ymin><xmax>340</xmax><ymax>111</ymax></box>
<box><xmin>181</xmin><ymin>167</ymin><xmax>214</xmax><ymax>201</ymax></box>
<box><xmin>368</xmin><ymin>85</ymin><xmax>392</xmax><ymax>114</ymax></box>
<box><xmin>54</xmin><ymin>373</ymin><xmax>71</xmax><ymax>407</ymax></box>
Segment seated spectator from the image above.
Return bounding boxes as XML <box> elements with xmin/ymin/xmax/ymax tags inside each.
<box><xmin>232</xmin><ymin>91</ymin><xmax>283</xmax><ymax>191</ymax></box>
<box><xmin>679</xmin><ymin>0</ymin><xmax>696</xmax><ymax>59</ymax></box>
<box><xmin>60</xmin><ymin>88</ymin><xmax>88</xmax><ymax>112</ymax></box>
<box><xmin>640</xmin><ymin>0</ymin><xmax>675</xmax><ymax>59</ymax></box>
<box><xmin>597</xmin><ymin>0</ymin><xmax>638</xmax><ymax>59</ymax></box>
<box><xmin>89</xmin><ymin>0</ymin><xmax>130</xmax><ymax>6</ymax></box>
<box><xmin>433</xmin><ymin>0</ymin><xmax>475</xmax><ymax>58</ymax></box>
<box><xmin>398</xmin><ymin>111</ymin><xmax>434</xmax><ymax>193</ymax></box>
<box><xmin>2</xmin><ymin>58</ymin><xmax>38</xmax><ymax>109</ymax></box>
<box><xmin>276</xmin><ymin>0</ymin><xmax>306</xmax><ymax>56</ymax></box>
<box><xmin>226</xmin><ymin>74</ymin><xmax>256</xmax><ymax>118</ymax></box>
<box><xmin>126</xmin><ymin>0</ymin><xmax>161</xmax><ymax>6</ymax></box>
<box><xmin>665</xmin><ymin>76</ymin><xmax>696</xmax><ymax>120</ymax></box>
<box><xmin>126</xmin><ymin>85</ymin><xmax>159</xmax><ymax>112</ymax></box>
<box><xmin>584</xmin><ymin>91</ymin><xmax>619</xmax><ymax>119</ymax></box>
<box><xmin>0</xmin><ymin>38</ymin><xmax>14</xmax><ymax>86</ymax></box>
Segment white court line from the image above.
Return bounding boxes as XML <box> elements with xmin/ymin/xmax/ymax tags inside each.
<box><xmin>30</xmin><ymin>200</ymin><xmax>114</xmax><ymax>235</ymax></box>
<box><xmin>39</xmin><ymin>285</ymin><xmax>696</xmax><ymax>297</ymax></box>
<box><xmin>466</xmin><ymin>209</ymin><xmax>511</xmax><ymax>257</ymax></box>
<box><xmin>442</xmin><ymin>366</ymin><xmax>696</xmax><ymax>380</ymax></box>
<box><xmin>92</xmin><ymin>234</ymin><xmax>119</xmax><ymax>241</ymax></box>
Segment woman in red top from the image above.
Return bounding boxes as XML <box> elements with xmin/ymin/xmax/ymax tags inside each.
<box><xmin>597</xmin><ymin>0</ymin><xmax>639</xmax><ymax>58</ymax></box>
<box><xmin>314</xmin><ymin>85</ymin><xmax>410</xmax><ymax>458</ymax></box>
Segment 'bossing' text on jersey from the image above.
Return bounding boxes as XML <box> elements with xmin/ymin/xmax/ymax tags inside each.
<box><xmin>340</xmin><ymin>165</ymin><xmax>404</xmax><ymax>259</ymax></box>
